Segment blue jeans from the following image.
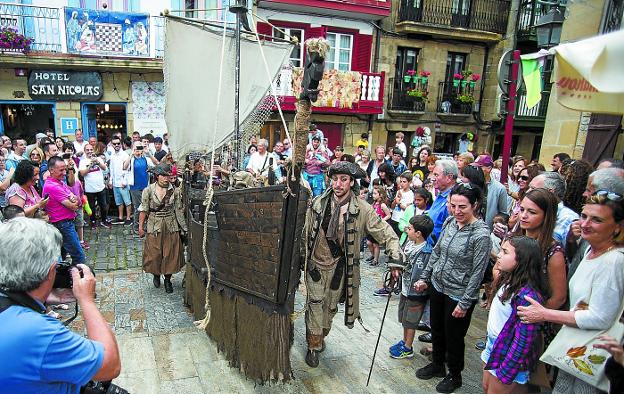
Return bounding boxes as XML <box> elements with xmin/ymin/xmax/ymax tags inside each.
<box><xmin>303</xmin><ymin>172</ymin><xmax>326</xmax><ymax>197</ymax></box>
<box><xmin>52</xmin><ymin>219</ymin><xmax>85</xmax><ymax>264</ymax></box>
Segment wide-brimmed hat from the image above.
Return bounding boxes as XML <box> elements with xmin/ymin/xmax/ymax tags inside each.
<box><xmin>150</xmin><ymin>163</ymin><xmax>172</xmax><ymax>176</ymax></box>
<box><xmin>328</xmin><ymin>161</ymin><xmax>366</xmax><ymax>179</ymax></box>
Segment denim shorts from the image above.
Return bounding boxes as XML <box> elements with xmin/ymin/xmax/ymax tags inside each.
<box><xmin>113</xmin><ymin>186</ymin><xmax>131</xmax><ymax>206</ymax></box>
<box><xmin>481</xmin><ymin>335</ymin><xmax>529</xmax><ymax>385</ymax></box>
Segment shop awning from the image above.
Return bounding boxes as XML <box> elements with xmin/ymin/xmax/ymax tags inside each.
<box><xmin>549</xmin><ymin>30</ymin><xmax>624</xmax><ymax>114</ymax></box>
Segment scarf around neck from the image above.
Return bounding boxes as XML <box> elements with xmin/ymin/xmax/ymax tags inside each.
<box><xmin>326</xmin><ymin>194</ymin><xmax>351</xmax><ymax>242</ymax></box>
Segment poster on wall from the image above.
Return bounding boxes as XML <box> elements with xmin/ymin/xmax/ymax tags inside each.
<box><xmin>65</xmin><ymin>7</ymin><xmax>150</xmax><ymax>57</ymax></box>
<box><xmin>131</xmin><ymin>81</ymin><xmax>167</xmax><ymax>136</ymax></box>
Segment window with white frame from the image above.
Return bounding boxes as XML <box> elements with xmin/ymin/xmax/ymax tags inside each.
<box><xmin>325</xmin><ymin>32</ymin><xmax>352</xmax><ymax>71</ymax></box>
<box><xmin>273</xmin><ymin>27</ymin><xmax>304</xmax><ymax>67</ymax></box>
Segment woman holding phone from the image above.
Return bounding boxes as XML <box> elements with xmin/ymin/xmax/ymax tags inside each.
<box><xmin>6</xmin><ymin>160</ymin><xmax>47</xmax><ymax>218</ymax></box>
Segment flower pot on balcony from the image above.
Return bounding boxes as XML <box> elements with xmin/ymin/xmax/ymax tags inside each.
<box><xmin>453</xmin><ymin>79</ymin><xmax>460</xmax><ymax>87</ymax></box>
<box><xmin>469</xmin><ymin>81</ymin><xmax>476</xmax><ymax>88</ymax></box>
<box><xmin>404</xmin><ymin>75</ymin><xmax>412</xmax><ymax>83</ymax></box>
<box><xmin>421</xmin><ymin>77</ymin><xmax>428</xmax><ymax>84</ymax></box>
<box><xmin>461</xmin><ymin>80</ymin><xmax>468</xmax><ymax>88</ymax></box>
<box><xmin>412</xmin><ymin>76</ymin><xmax>420</xmax><ymax>84</ymax></box>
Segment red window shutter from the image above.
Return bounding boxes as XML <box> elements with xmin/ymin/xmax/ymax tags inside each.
<box><xmin>306</xmin><ymin>26</ymin><xmax>327</xmax><ymax>39</ymax></box>
<box><xmin>257</xmin><ymin>22</ymin><xmax>273</xmax><ymax>41</ymax></box>
<box><xmin>352</xmin><ymin>33</ymin><xmax>373</xmax><ymax>72</ymax></box>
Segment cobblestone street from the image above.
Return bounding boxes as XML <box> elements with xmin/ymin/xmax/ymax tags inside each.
<box><xmin>65</xmin><ymin>225</ymin><xmax>489</xmax><ymax>393</ymax></box>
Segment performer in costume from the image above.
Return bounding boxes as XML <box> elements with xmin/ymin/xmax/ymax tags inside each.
<box><xmin>303</xmin><ymin>161</ymin><xmax>403</xmax><ymax>367</ymax></box>
<box><xmin>138</xmin><ymin>163</ymin><xmax>187</xmax><ymax>293</ymax></box>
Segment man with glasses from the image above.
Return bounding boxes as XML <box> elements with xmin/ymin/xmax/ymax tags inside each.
<box><xmin>79</xmin><ymin>144</ymin><xmax>109</xmax><ymax>229</ymax></box>
<box><xmin>108</xmin><ymin>137</ymin><xmax>132</xmax><ymax>225</ymax></box>
<box><xmin>124</xmin><ymin>141</ymin><xmax>157</xmax><ymax>233</ymax></box>
<box><xmin>282</xmin><ymin>138</ymin><xmax>292</xmax><ymax>158</ymax></box>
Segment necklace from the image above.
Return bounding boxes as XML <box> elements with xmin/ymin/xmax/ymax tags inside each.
<box><xmin>589</xmin><ymin>245</ymin><xmax>617</xmax><ymax>259</ymax></box>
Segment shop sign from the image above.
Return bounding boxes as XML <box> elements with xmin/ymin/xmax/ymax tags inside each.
<box><xmin>28</xmin><ymin>71</ymin><xmax>103</xmax><ymax>101</ymax></box>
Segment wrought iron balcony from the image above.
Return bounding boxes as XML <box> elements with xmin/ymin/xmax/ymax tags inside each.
<box><xmin>517</xmin><ymin>0</ymin><xmax>565</xmax><ymax>42</ymax></box>
<box><xmin>397</xmin><ymin>0</ymin><xmax>510</xmax><ymax>35</ymax></box>
<box><xmin>0</xmin><ymin>3</ymin><xmax>164</xmax><ymax>58</ymax></box>
<box><xmin>436</xmin><ymin>81</ymin><xmax>477</xmax><ymax>115</ymax></box>
<box><xmin>515</xmin><ymin>89</ymin><xmax>550</xmax><ymax>121</ymax></box>
<box><xmin>387</xmin><ymin>77</ymin><xmax>427</xmax><ymax>113</ymax></box>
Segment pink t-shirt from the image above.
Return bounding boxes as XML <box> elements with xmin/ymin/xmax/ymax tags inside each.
<box><xmin>42</xmin><ymin>177</ymin><xmax>77</xmax><ymax>223</ymax></box>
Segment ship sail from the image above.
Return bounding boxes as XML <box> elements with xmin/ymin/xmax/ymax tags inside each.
<box><xmin>163</xmin><ymin>17</ymin><xmax>294</xmax><ymax>157</ymax></box>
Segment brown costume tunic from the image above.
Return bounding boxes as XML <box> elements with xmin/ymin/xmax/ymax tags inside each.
<box><xmin>139</xmin><ymin>183</ymin><xmax>187</xmax><ymax>275</ymax></box>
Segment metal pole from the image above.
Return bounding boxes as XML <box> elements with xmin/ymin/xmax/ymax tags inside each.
<box><xmin>500</xmin><ymin>50</ymin><xmax>520</xmax><ymax>184</ymax></box>
<box><xmin>229</xmin><ymin>0</ymin><xmax>246</xmax><ymax>169</ymax></box>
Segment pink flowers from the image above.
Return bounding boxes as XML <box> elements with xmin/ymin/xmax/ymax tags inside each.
<box><xmin>419</xmin><ymin>70</ymin><xmax>431</xmax><ymax>77</ymax></box>
<box><xmin>407</xmin><ymin>69</ymin><xmax>416</xmax><ymax>76</ymax></box>
<box><xmin>453</xmin><ymin>73</ymin><xmax>463</xmax><ymax>80</ymax></box>
<box><xmin>0</xmin><ymin>27</ymin><xmax>33</xmax><ymax>52</ymax></box>
<box><xmin>471</xmin><ymin>74</ymin><xmax>481</xmax><ymax>82</ymax></box>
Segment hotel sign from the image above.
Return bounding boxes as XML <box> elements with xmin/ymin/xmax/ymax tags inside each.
<box><xmin>28</xmin><ymin>71</ymin><xmax>103</xmax><ymax>101</ymax></box>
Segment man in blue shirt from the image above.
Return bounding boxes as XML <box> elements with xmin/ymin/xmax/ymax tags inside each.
<box><xmin>427</xmin><ymin>159</ymin><xmax>458</xmax><ymax>244</ymax></box>
<box><xmin>389</xmin><ymin>147</ymin><xmax>407</xmax><ymax>178</ymax></box>
<box><xmin>0</xmin><ymin>218</ymin><xmax>121</xmax><ymax>393</ymax></box>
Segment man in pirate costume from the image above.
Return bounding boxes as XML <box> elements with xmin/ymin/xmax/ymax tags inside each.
<box><xmin>138</xmin><ymin>163</ymin><xmax>187</xmax><ymax>293</ymax></box>
<box><xmin>304</xmin><ymin>161</ymin><xmax>402</xmax><ymax>367</ymax></box>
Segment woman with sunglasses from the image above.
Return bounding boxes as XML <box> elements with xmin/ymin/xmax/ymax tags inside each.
<box><xmin>29</xmin><ymin>147</ymin><xmax>44</xmax><ymax>166</ymax></box>
<box><xmin>414</xmin><ymin>183</ymin><xmax>491</xmax><ymax>393</ymax></box>
<box><xmin>518</xmin><ymin>189</ymin><xmax>624</xmax><ymax>394</ymax></box>
<box><xmin>6</xmin><ymin>160</ymin><xmax>47</xmax><ymax>218</ymax></box>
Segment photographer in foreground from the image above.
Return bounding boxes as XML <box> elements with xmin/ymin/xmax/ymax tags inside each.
<box><xmin>0</xmin><ymin>218</ymin><xmax>121</xmax><ymax>393</ymax></box>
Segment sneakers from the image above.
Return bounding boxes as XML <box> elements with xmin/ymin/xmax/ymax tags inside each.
<box><xmin>389</xmin><ymin>340</ymin><xmax>405</xmax><ymax>353</ymax></box>
<box><xmin>416</xmin><ymin>362</ymin><xmax>446</xmax><ymax>380</ymax></box>
<box><xmin>389</xmin><ymin>343</ymin><xmax>414</xmax><ymax>359</ymax></box>
<box><xmin>418</xmin><ymin>332</ymin><xmax>432</xmax><ymax>343</ymax></box>
<box><xmin>80</xmin><ymin>241</ymin><xmax>90</xmax><ymax>250</ymax></box>
<box><xmin>112</xmin><ymin>218</ymin><xmax>125</xmax><ymax>225</ymax></box>
<box><xmin>100</xmin><ymin>221</ymin><xmax>112</xmax><ymax>229</ymax></box>
<box><xmin>436</xmin><ymin>373</ymin><xmax>462</xmax><ymax>393</ymax></box>
<box><xmin>365</xmin><ymin>256</ymin><xmax>374</xmax><ymax>263</ymax></box>
<box><xmin>124</xmin><ymin>218</ymin><xmax>132</xmax><ymax>225</ymax></box>
<box><xmin>417</xmin><ymin>323</ymin><xmax>431</xmax><ymax>332</ymax></box>
<box><xmin>373</xmin><ymin>287</ymin><xmax>391</xmax><ymax>297</ymax></box>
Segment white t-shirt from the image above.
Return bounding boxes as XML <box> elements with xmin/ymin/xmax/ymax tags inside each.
<box><xmin>395</xmin><ymin>142</ymin><xmax>407</xmax><ymax>158</ymax></box>
<box><xmin>569</xmin><ymin>248</ymin><xmax>624</xmax><ymax>330</ymax></box>
<box><xmin>79</xmin><ymin>157</ymin><xmax>105</xmax><ymax>193</ymax></box>
<box><xmin>73</xmin><ymin>140</ymin><xmax>89</xmax><ymax>155</ymax></box>
<box><xmin>391</xmin><ymin>189</ymin><xmax>414</xmax><ymax>222</ymax></box>
<box><xmin>108</xmin><ymin>150</ymin><xmax>129</xmax><ymax>188</ymax></box>
<box><xmin>487</xmin><ymin>285</ymin><xmax>513</xmax><ymax>339</ymax></box>
<box><xmin>246</xmin><ymin>151</ymin><xmax>271</xmax><ymax>177</ymax></box>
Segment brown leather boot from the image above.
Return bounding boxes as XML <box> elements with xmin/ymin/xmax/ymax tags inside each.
<box><xmin>305</xmin><ymin>333</ymin><xmax>324</xmax><ymax>367</ymax></box>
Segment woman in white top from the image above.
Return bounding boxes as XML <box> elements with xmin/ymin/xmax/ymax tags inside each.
<box><xmin>518</xmin><ymin>190</ymin><xmax>624</xmax><ymax>394</ymax></box>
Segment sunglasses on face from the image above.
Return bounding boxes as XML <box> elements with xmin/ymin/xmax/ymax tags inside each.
<box><xmin>593</xmin><ymin>190</ymin><xmax>624</xmax><ymax>202</ymax></box>
<box><xmin>518</xmin><ymin>175</ymin><xmax>529</xmax><ymax>181</ymax></box>
<box><xmin>30</xmin><ymin>153</ymin><xmax>40</xmax><ymax>157</ymax></box>
<box><xmin>112</xmin><ymin>143</ymin><xmax>121</xmax><ymax>146</ymax></box>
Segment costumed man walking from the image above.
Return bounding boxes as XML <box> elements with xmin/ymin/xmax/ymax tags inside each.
<box><xmin>138</xmin><ymin>163</ymin><xmax>187</xmax><ymax>293</ymax></box>
<box><xmin>303</xmin><ymin>161</ymin><xmax>403</xmax><ymax>367</ymax></box>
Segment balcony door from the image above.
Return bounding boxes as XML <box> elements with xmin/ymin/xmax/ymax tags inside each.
<box><xmin>451</xmin><ymin>0</ymin><xmax>471</xmax><ymax>28</ymax></box>
<box><xmin>392</xmin><ymin>47</ymin><xmax>419</xmax><ymax>110</ymax></box>
<box><xmin>441</xmin><ymin>52</ymin><xmax>466</xmax><ymax>106</ymax></box>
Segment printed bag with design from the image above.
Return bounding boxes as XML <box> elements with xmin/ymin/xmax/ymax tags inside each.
<box><xmin>540</xmin><ymin>302</ymin><xmax>624</xmax><ymax>392</ymax></box>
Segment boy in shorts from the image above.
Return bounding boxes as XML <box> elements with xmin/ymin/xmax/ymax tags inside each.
<box><xmin>389</xmin><ymin>215</ymin><xmax>434</xmax><ymax>359</ymax></box>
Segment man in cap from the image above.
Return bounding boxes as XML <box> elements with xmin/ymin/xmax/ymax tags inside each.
<box><xmin>303</xmin><ymin>161</ymin><xmax>402</xmax><ymax>367</ymax></box>
<box><xmin>138</xmin><ymin>163</ymin><xmax>187</xmax><ymax>293</ymax></box>
<box><xmin>473</xmin><ymin>154</ymin><xmax>507</xmax><ymax>228</ymax></box>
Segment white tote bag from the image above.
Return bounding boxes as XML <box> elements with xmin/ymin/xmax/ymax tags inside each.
<box><xmin>540</xmin><ymin>302</ymin><xmax>624</xmax><ymax>392</ymax></box>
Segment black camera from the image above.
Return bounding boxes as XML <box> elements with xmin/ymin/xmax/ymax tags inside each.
<box><xmin>62</xmin><ymin>153</ymin><xmax>72</xmax><ymax>160</ymax></box>
<box><xmin>53</xmin><ymin>261</ymin><xmax>82</xmax><ymax>289</ymax></box>
<box><xmin>81</xmin><ymin>380</ymin><xmax>128</xmax><ymax>394</ymax></box>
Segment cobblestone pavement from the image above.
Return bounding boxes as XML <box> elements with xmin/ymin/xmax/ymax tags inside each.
<box><xmin>65</xmin><ymin>228</ymin><xmax>491</xmax><ymax>393</ymax></box>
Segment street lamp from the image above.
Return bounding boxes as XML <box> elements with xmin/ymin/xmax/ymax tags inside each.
<box><xmin>535</xmin><ymin>6</ymin><xmax>565</xmax><ymax>47</ymax></box>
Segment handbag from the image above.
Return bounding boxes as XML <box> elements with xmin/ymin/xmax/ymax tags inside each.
<box><xmin>540</xmin><ymin>295</ymin><xmax>624</xmax><ymax>391</ymax></box>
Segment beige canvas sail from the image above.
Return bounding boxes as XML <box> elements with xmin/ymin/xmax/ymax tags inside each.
<box><xmin>163</xmin><ymin>17</ymin><xmax>294</xmax><ymax>157</ymax></box>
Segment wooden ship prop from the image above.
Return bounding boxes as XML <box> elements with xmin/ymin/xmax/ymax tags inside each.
<box><xmin>162</xmin><ymin>2</ymin><xmax>328</xmax><ymax>383</ymax></box>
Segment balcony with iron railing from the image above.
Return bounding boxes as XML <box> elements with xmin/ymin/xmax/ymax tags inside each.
<box><xmin>396</xmin><ymin>0</ymin><xmax>511</xmax><ymax>42</ymax></box>
<box><xmin>0</xmin><ymin>2</ymin><xmax>164</xmax><ymax>70</ymax></box>
<box><xmin>273</xmin><ymin>66</ymin><xmax>384</xmax><ymax>114</ymax></box>
<box><xmin>436</xmin><ymin>80</ymin><xmax>478</xmax><ymax>117</ymax></box>
<box><xmin>515</xmin><ymin>88</ymin><xmax>550</xmax><ymax>126</ymax></box>
<box><xmin>516</xmin><ymin>0</ymin><xmax>566</xmax><ymax>42</ymax></box>
<box><xmin>387</xmin><ymin>77</ymin><xmax>428</xmax><ymax>115</ymax></box>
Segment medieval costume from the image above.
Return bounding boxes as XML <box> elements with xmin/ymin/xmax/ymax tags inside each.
<box><xmin>303</xmin><ymin>161</ymin><xmax>402</xmax><ymax>367</ymax></box>
<box><xmin>138</xmin><ymin>164</ymin><xmax>187</xmax><ymax>293</ymax></box>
